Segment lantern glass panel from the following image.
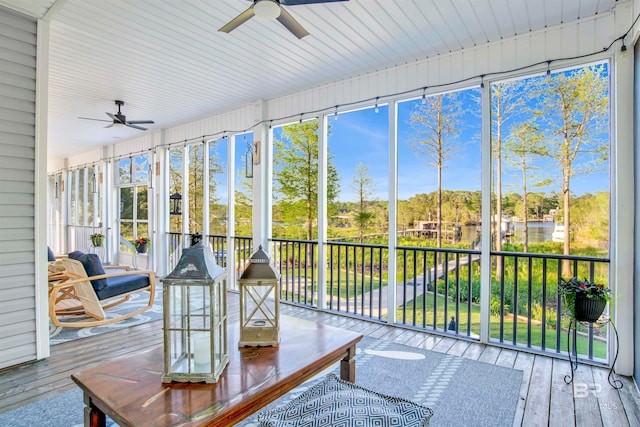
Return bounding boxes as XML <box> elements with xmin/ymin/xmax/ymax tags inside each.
<box><xmin>163</xmin><ymin>280</ymin><xmax>227</xmax><ymax>382</ymax></box>
<box><xmin>242</xmin><ymin>281</ymin><xmax>276</xmax><ymax>328</ymax></box>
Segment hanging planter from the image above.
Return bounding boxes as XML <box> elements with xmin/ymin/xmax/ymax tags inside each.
<box><xmin>574</xmin><ymin>295</ymin><xmax>607</xmax><ymax>322</ymax></box>
<box><xmin>560</xmin><ymin>277</ymin><xmax>611</xmax><ymax>323</ymax></box>
<box><xmin>135</xmin><ymin>237</ymin><xmax>150</xmax><ymax>254</ymax></box>
<box><xmin>90</xmin><ymin>233</ymin><xmax>104</xmax><ymax>247</ymax></box>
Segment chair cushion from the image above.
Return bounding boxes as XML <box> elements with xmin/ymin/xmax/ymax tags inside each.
<box><xmin>96</xmin><ymin>274</ymin><xmax>151</xmax><ymax>301</ymax></box>
<box><xmin>68</xmin><ymin>251</ymin><xmax>108</xmax><ymax>292</ymax></box>
<box><xmin>47</xmin><ymin>246</ymin><xmax>56</xmax><ymax>262</ymax></box>
<box><xmin>257</xmin><ymin>374</ymin><xmax>433</xmax><ymax>427</ymax></box>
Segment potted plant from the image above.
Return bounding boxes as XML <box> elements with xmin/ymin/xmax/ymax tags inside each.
<box><xmin>90</xmin><ymin>233</ymin><xmax>104</xmax><ymax>247</ymax></box>
<box><xmin>135</xmin><ymin>237</ymin><xmax>150</xmax><ymax>254</ymax></box>
<box><xmin>559</xmin><ymin>277</ymin><xmax>611</xmax><ymax>322</ymax></box>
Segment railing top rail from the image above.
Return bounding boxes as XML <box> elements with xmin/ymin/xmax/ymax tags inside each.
<box><xmin>167</xmin><ymin>232</ymin><xmax>252</xmax><ymax>240</ymax></box>
<box><xmin>396</xmin><ymin>245</ymin><xmax>481</xmax><ymax>255</ymax></box>
<box><xmin>326</xmin><ymin>241</ymin><xmax>387</xmax><ymax>249</ymax></box>
<box><xmin>491</xmin><ymin>250</ymin><xmax>609</xmax><ymax>263</ymax></box>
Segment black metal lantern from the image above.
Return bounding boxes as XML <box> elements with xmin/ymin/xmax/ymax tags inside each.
<box><xmin>170</xmin><ymin>192</ymin><xmax>182</xmax><ymax>215</ymax></box>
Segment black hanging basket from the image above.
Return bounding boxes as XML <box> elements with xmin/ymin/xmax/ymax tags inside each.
<box><xmin>91</xmin><ymin>237</ymin><xmax>103</xmax><ymax>247</ymax></box>
<box><xmin>574</xmin><ymin>295</ymin><xmax>607</xmax><ymax>322</ymax></box>
<box><xmin>135</xmin><ymin>242</ymin><xmax>148</xmax><ymax>254</ymax></box>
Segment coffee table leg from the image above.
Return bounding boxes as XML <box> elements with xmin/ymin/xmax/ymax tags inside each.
<box><xmin>340</xmin><ymin>343</ymin><xmax>356</xmax><ymax>382</ymax></box>
<box><xmin>83</xmin><ymin>393</ymin><xmax>106</xmax><ymax>427</ymax></box>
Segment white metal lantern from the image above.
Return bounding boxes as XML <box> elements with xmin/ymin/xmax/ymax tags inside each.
<box><xmin>238</xmin><ymin>245</ymin><xmax>281</xmax><ymax>347</ymax></box>
<box><xmin>161</xmin><ymin>241</ymin><xmax>228</xmax><ymax>383</ymax></box>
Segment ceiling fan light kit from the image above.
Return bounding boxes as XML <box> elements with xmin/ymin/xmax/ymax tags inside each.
<box><xmin>254</xmin><ymin>0</ymin><xmax>281</xmax><ymax>19</ymax></box>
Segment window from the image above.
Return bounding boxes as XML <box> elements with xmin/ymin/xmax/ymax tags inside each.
<box><xmin>234</xmin><ymin>133</ymin><xmax>253</xmax><ymax>237</ymax></box>
<box><xmin>327</xmin><ymin>106</ymin><xmax>389</xmax><ymax>244</ymax></box>
<box><xmin>272</xmin><ymin>119</ymin><xmax>320</xmax><ymax>240</ymax></box>
<box><xmin>209</xmin><ymin>137</ymin><xmax>228</xmax><ymax>236</ymax></box>
<box><xmin>116</xmin><ymin>154</ymin><xmax>151</xmax><ymax>252</ymax></box>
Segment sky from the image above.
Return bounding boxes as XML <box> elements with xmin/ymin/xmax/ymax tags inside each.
<box><xmin>198</xmin><ymin>63</ymin><xmax>610</xmax><ymax>207</ymax></box>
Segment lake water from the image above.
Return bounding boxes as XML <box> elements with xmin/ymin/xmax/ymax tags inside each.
<box><xmin>459</xmin><ymin>221</ymin><xmax>555</xmax><ymax>246</ymax></box>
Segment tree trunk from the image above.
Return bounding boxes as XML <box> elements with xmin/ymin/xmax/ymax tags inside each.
<box><xmin>562</xmin><ymin>172</ymin><xmax>571</xmax><ymax>275</ymax></box>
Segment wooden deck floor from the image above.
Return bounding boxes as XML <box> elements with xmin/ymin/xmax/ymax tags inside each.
<box><xmin>1</xmin><ymin>292</ymin><xmax>639</xmax><ymax>426</ymax></box>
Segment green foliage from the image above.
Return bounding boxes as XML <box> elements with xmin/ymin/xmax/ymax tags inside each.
<box><xmin>273</xmin><ymin>120</ymin><xmax>340</xmax><ymax>240</ymax></box>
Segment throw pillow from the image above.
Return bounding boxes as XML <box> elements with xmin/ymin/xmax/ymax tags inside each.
<box><xmin>68</xmin><ymin>251</ymin><xmax>108</xmax><ymax>292</ymax></box>
<box><xmin>258</xmin><ymin>374</ymin><xmax>433</xmax><ymax>427</ymax></box>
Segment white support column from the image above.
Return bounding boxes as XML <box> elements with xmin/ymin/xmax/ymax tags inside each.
<box><xmin>317</xmin><ymin>114</ymin><xmax>328</xmax><ymax>310</ymax></box>
<box><xmin>252</xmin><ymin>100</ymin><xmax>270</xmax><ymax>251</ymax></box>
<box><xmin>158</xmin><ymin>131</ymin><xmax>170</xmax><ymax>277</ymax></box>
<box><xmin>387</xmin><ymin>100</ymin><xmax>398</xmax><ymax>325</ymax></box>
<box><xmin>181</xmin><ymin>144</ymin><xmax>190</xmax><ymax>246</ymax></box>
<box><xmin>203</xmin><ymin>139</ymin><xmax>211</xmax><ymax>238</ymax></box>
<box><xmin>35</xmin><ymin>18</ymin><xmax>50</xmax><ymax>358</ymax></box>
<box><xmin>612</xmin><ymin>1</ymin><xmax>635</xmax><ymax>376</ymax></box>
<box><xmin>479</xmin><ymin>79</ymin><xmax>492</xmax><ymax>344</ymax></box>
<box><xmin>227</xmin><ymin>134</ymin><xmax>237</xmax><ymax>289</ymax></box>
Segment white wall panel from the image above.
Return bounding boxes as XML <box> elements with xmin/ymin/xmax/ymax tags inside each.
<box><xmin>162</xmin><ymin>104</ymin><xmax>257</xmax><ymax>146</ymax></box>
<box><xmin>264</xmin><ymin>13</ymin><xmax>614</xmax><ymax>122</ymax></box>
<box><xmin>0</xmin><ymin>5</ymin><xmax>37</xmax><ymax>370</ymax></box>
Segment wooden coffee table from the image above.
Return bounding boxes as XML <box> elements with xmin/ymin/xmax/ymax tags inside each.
<box><xmin>71</xmin><ymin>315</ymin><xmax>363</xmax><ymax>427</ymax></box>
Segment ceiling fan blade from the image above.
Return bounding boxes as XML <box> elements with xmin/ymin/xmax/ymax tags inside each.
<box><xmin>79</xmin><ymin>116</ymin><xmax>112</xmax><ymax>122</ymax></box>
<box><xmin>126</xmin><ymin>120</ymin><xmax>155</xmax><ymax>124</ymax></box>
<box><xmin>276</xmin><ymin>7</ymin><xmax>310</xmax><ymax>39</ymax></box>
<box><xmin>126</xmin><ymin>123</ymin><xmax>148</xmax><ymax>131</ymax></box>
<box><xmin>104</xmin><ymin>123</ymin><xmax>114</xmax><ymax>128</ymax></box>
<box><xmin>218</xmin><ymin>6</ymin><xmax>255</xmax><ymax>33</ymax></box>
<box><xmin>281</xmin><ymin>0</ymin><xmax>348</xmax><ymax>5</ymax></box>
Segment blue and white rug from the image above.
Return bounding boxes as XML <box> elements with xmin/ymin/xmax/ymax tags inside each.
<box><xmin>49</xmin><ymin>285</ymin><xmax>163</xmax><ymax>345</ymax></box>
<box><xmin>0</xmin><ymin>337</ymin><xmax>522</xmax><ymax>426</ymax></box>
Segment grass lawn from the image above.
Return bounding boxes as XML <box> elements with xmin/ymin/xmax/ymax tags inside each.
<box><xmin>397</xmin><ymin>291</ymin><xmax>607</xmax><ymax>360</ymax></box>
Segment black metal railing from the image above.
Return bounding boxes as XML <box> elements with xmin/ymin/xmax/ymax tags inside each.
<box><xmin>165</xmin><ymin>234</ymin><xmax>611</xmax><ymax>364</ymax></box>
<box><xmin>396</xmin><ymin>246</ymin><xmax>481</xmax><ymax>338</ymax></box>
<box><xmin>270</xmin><ymin>238</ymin><xmax>317</xmax><ymax>307</ymax></box>
<box><xmin>491</xmin><ymin>251</ymin><xmax>610</xmax><ymax>364</ymax></box>
<box><xmin>327</xmin><ymin>241</ymin><xmax>387</xmax><ymax>321</ymax></box>
<box><xmin>167</xmin><ymin>233</ymin><xmax>253</xmax><ymax>287</ymax></box>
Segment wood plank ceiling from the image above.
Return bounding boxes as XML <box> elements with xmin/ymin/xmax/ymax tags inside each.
<box><xmin>0</xmin><ymin>0</ymin><xmax>621</xmax><ymax>159</ymax></box>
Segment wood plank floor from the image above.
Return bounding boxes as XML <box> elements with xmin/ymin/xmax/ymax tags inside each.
<box><xmin>1</xmin><ymin>292</ymin><xmax>639</xmax><ymax>426</ymax></box>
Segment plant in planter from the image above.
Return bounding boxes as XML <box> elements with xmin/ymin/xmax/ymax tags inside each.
<box><xmin>135</xmin><ymin>237</ymin><xmax>150</xmax><ymax>254</ymax></box>
<box><xmin>90</xmin><ymin>233</ymin><xmax>104</xmax><ymax>247</ymax></box>
<box><xmin>559</xmin><ymin>277</ymin><xmax>611</xmax><ymax>322</ymax></box>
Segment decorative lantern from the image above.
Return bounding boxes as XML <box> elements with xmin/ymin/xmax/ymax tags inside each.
<box><xmin>161</xmin><ymin>241</ymin><xmax>228</xmax><ymax>383</ymax></box>
<box><xmin>169</xmin><ymin>192</ymin><xmax>182</xmax><ymax>215</ymax></box>
<box><xmin>238</xmin><ymin>245</ymin><xmax>281</xmax><ymax>347</ymax></box>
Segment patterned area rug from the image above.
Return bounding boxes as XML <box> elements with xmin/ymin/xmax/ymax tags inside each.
<box><xmin>49</xmin><ymin>285</ymin><xmax>163</xmax><ymax>346</ymax></box>
<box><xmin>0</xmin><ymin>336</ymin><xmax>522</xmax><ymax>426</ymax></box>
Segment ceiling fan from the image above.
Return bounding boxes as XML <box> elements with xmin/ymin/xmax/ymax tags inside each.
<box><xmin>79</xmin><ymin>100</ymin><xmax>155</xmax><ymax>131</ymax></box>
<box><xmin>218</xmin><ymin>0</ymin><xmax>348</xmax><ymax>39</ymax></box>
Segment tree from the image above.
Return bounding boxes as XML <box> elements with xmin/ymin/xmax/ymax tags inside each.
<box><xmin>535</xmin><ymin>64</ymin><xmax>608</xmax><ymax>269</ymax></box>
<box><xmin>504</xmin><ymin>122</ymin><xmax>548</xmax><ymax>252</ymax></box>
<box><xmin>208</xmin><ymin>140</ymin><xmax>226</xmax><ymax>235</ymax></box>
<box><xmin>351</xmin><ymin>163</ymin><xmax>376</xmax><ymax>243</ymax></box>
<box><xmin>273</xmin><ymin>120</ymin><xmax>340</xmax><ymax>240</ymax></box>
<box><xmin>188</xmin><ymin>144</ymin><xmax>204</xmax><ymax>233</ymax></box>
<box><xmin>409</xmin><ymin>93</ymin><xmax>463</xmax><ymax>248</ymax></box>
<box><xmin>491</xmin><ymin>80</ymin><xmax>526</xmax><ymax>275</ymax></box>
